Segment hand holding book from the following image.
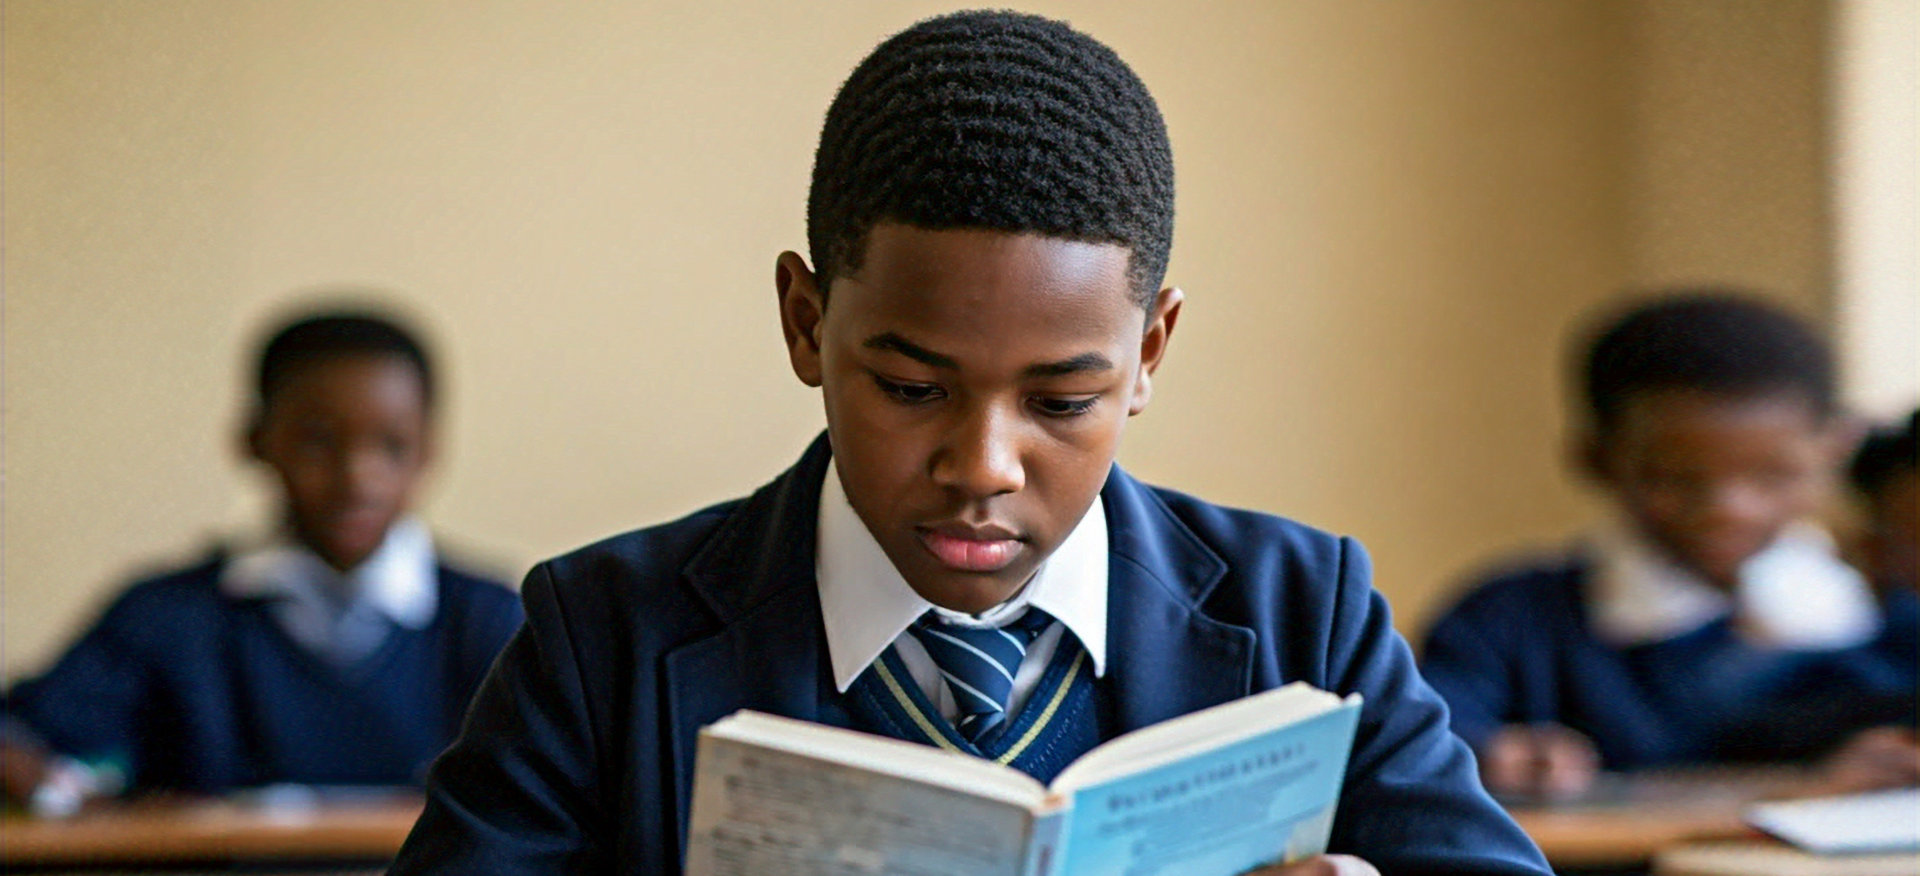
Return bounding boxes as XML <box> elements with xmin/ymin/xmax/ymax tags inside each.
<box><xmin>1245</xmin><ymin>854</ymin><xmax>1380</xmax><ymax>875</ymax></box>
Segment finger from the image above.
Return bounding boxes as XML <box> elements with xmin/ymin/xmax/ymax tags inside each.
<box><xmin>1480</xmin><ymin>731</ymin><xmax>1537</xmax><ymax>794</ymax></box>
<box><xmin>1240</xmin><ymin>859</ymin><xmax>1331</xmax><ymax>876</ymax></box>
<box><xmin>1540</xmin><ymin>746</ymin><xmax>1598</xmax><ymax>798</ymax></box>
<box><xmin>1242</xmin><ymin>855</ymin><xmax>1380</xmax><ymax>876</ymax></box>
<box><xmin>1323</xmin><ymin>854</ymin><xmax>1383</xmax><ymax>876</ymax></box>
<box><xmin>1525</xmin><ymin>727</ymin><xmax>1562</xmax><ymax>795</ymax></box>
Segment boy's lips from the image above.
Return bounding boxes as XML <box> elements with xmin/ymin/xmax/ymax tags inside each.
<box><xmin>321</xmin><ymin>507</ymin><xmax>390</xmax><ymax>544</ymax></box>
<box><xmin>915</xmin><ymin>523</ymin><xmax>1024</xmax><ymax>573</ymax></box>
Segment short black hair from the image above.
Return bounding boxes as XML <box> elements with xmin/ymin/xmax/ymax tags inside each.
<box><xmin>1577</xmin><ymin>290</ymin><xmax>1836</xmax><ymax>432</ymax></box>
<box><xmin>255</xmin><ymin>311</ymin><xmax>434</xmax><ymax>412</ymax></box>
<box><xmin>808</xmin><ymin>10</ymin><xmax>1175</xmax><ymax>307</ymax></box>
<box><xmin>1851</xmin><ymin>408</ymin><xmax>1917</xmax><ymax>497</ymax></box>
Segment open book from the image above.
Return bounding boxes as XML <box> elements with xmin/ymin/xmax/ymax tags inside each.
<box><xmin>686</xmin><ymin>682</ymin><xmax>1362</xmax><ymax>876</ymax></box>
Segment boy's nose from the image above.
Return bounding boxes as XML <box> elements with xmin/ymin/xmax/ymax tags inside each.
<box><xmin>931</xmin><ymin>406</ymin><xmax>1026</xmax><ymax>499</ymax></box>
<box><xmin>335</xmin><ymin>447</ymin><xmax>387</xmax><ymax>501</ymax></box>
<box><xmin>1695</xmin><ymin>480</ymin><xmax>1773</xmax><ymax>529</ymax></box>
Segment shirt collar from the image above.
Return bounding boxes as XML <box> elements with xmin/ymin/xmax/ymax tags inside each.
<box><xmin>1586</xmin><ymin>518</ymin><xmax>1877</xmax><ymax>649</ymax></box>
<box><xmin>220</xmin><ymin>516</ymin><xmax>439</xmax><ymax>629</ymax></box>
<box><xmin>815</xmin><ymin>459</ymin><xmax>1109</xmax><ymax>693</ymax></box>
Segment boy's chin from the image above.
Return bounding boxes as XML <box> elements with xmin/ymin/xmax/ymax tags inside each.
<box><xmin>906</xmin><ymin>570</ymin><xmax>1033</xmax><ymax>616</ymax></box>
<box><xmin>1669</xmin><ymin>545</ymin><xmax>1763</xmax><ymax>589</ymax></box>
<box><xmin>306</xmin><ymin>532</ymin><xmax>388</xmax><ymax>572</ymax></box>
<box><xmin>1639</xmin><ymin>526</ymin><xmax>1776</xmax><ymax>588</ymax></box>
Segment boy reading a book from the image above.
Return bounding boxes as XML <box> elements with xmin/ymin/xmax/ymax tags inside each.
<box><xmin>0</xmin><ymin>310</ymin><xmax>523</xmax><ymax>812</ymax></box>
<box><xmin>392</xmin><ymin>12</ymin><xmax>1550</xmax><ymax>875</ymax></box>
<box><xmin>1422</xmin><ymin>293</ymin><xmax>1914</xmax><ymax>799</ymax></box>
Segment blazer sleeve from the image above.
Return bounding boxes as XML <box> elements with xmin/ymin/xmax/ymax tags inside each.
<box><xmin>4</xmin><ymin>588</ymin><xmax>159</xmax><ymax>774</ymax></box>
<box><xmin>1418</xmin><ymin>595</ymin><xmax>1514</xmax><ymax>752</ymax></box>
<box><xmin>390</xmin><ymin>563</ymin><xmax>607</xmax><ymax>874</ymax></box>
<box><xmin>1321</xmin><ymin>537</ymin><xmax>1550</xmax><ymax>876</ymax></box>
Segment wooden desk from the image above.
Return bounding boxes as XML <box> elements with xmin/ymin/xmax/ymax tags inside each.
<box><xmin>1505</xmin><ymin>769</ymin><xmax>1810</xmax><ymax>871</ymax></box>
<box><xmin>0</xmin><ymin>791</ymin><xmax>422</xmax><ymax>869</ymax></box>
<box><xmin>1657</xmin><ymin>840</ymin><xmax>1920</xmax><ymax>876</ymax></box>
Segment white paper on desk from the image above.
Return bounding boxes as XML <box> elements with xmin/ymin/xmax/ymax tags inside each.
<box><xmin>1745</xmin><ymin>788</ymin><xmax>1920</xmax><ymax>855</ymax></box>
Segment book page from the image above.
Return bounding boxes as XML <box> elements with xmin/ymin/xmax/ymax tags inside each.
<box><xmin>1052</xmin><ymin>683</ymin><xmax>1349</xmax><ymax>794</ymax></box>
<box><xmin>1056</xmin><ymin>699</ymin><xmax>1361</xmax><ymax>876</ymax></box>
<box><xmin>686</xmin><ymin>732</ymin><xmax>1040</xmax><ymax>876</ymax></box>
<box><xmin>709</xmin><ymin>711</ymin><xmax>1045</xmax><ymax>808</ymax></box>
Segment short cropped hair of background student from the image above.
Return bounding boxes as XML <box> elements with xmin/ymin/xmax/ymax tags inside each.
<box><xmin>1420</xmin><ymin>293</ymin><xmax>1915</xmax><ymax>799</ymax></box>
<box><xmin>0</xmin><ymin>310</ymin><xmax>523</xmax><ymax>813</ymax></box>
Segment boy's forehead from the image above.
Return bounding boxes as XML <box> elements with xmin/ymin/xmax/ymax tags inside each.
<box><xmin>829</xmin><ymin>225</ymin><xmax>1141</xmax><ymax>348</ymax></box>
<box><xmin>1609</xmin><ymin>388</ymin><xmax>1828</xmax><ymax>446</ymax></box>
<box><xmin>262</xmin><ymin>353</ymin><xmax>429</xmax><ymax>411</ymax></box>
<box><xmin>851</xmin><ymin>225</ymin><xmax>1132</xmax><ymax>297</ymax></box>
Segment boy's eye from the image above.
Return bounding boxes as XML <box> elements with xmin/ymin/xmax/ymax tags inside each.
<box><xmin>1753</xmin><ymin>465</ymin><xmax>1805</xmax><ymax>490</ymax></box>
<box><xmin>295</xmin><ymin>429</ymin><xmax>337</xmax><ymax>454</ymax></box>
<box><xmin>1639</xmin><ymin>466</ymin><xmax>1697</xmax><ymax>492</ymax></box>
<box><xmin>1031</xmin><ymin>396</ymin><xmax>1099</xmax><ymax>418</ymax></box>
<box><xmin>871</xmin><ymin>374</ymin><xmax>945</xmax><ymax>406</ymax></box>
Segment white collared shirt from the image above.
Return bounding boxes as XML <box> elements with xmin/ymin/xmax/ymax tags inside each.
<box><xmin>815</xmin><ymin>460</ymin><xmax>1109</xmax><ymax>722</ymax></box>
<box><xmin>221</xmin><ymin>516</ymin><xmax>439</xmax><ymax>665</ymax></box>
<box><xmin>1585</xmin><ymin>519</ymin><xmax>1879</xmax><ymax>650</ymax></box>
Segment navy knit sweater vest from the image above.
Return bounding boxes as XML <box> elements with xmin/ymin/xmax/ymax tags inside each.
<box><xmin>837</xmin><ymin>639</ymin><xmax>1104</xmax><ymax>784</ymax></box>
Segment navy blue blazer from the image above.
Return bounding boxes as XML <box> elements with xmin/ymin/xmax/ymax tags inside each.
<box><xmin>393</xmin><ymin>437</ymin><xmax>1549</xmax><ymax>875</ymax></box>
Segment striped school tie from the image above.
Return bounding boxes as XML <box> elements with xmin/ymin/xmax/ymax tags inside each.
<box><xmin>908</xmin><ymin>608</ymin><xmax>1055</xmax><ymax>745</ymax></box>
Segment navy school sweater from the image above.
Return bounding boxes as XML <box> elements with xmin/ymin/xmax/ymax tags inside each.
<box><xmin>3</xmin><ymin>554</ymin><xmax>524</xmax><ymax>792</ymax></box>
<box><xmin>1420</xmin><ymin>555</ymin><xmax>1917</xmax><ymax>771</ymax></box>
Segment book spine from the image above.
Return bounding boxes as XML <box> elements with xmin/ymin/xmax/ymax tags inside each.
<box><xmin>1020</xmin><ymin>807</ymin><xmax>1071</xmax><ymax>876</ymax></box>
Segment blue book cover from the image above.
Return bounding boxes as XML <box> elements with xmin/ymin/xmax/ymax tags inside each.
<box><xmin>1046</xmin><ymin>691</ymin><xmax>1361</xmax><ymax>875</ymax></box>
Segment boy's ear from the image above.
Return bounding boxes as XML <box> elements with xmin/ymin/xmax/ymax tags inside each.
<box><xmin>241</xmin><ymin>413</ymin><xmax>267</xmax><ymax>464</ymax></box>
<box><xmin>1571</xmin><ymin>429</ymin><xmax>1611</xmax><ymax>484</ymax></box>
<box><xmin>1820</xmin><ymin>411</ymin><xmax>1868</xmax><ymax>472</ymax></box>
<box><xmin>1129</xmin><ymin>287</ymin><xmax>1184</xmax><ymax>416</ymax></box>
<box><xmin>416</xmin><ymin>421</ymin><xmax>440</xmax><ymax>471</ymax></box>
<box><xmin>776</xmin><ymin>251</ymin><xmax>826</xmax><ymax>388</ymax></box>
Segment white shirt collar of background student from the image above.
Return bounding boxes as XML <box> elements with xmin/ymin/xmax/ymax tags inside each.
<box><xmin>221</xmin><ymin>515</ymin><xmax>440</xmax><ymax>647</ymax></box>
<box><xmin>815</xmin><ymin>459</ymin><xmax>1109</xmax><ymax>694</ymax></box>
<box><xmin>1585</xmin><ymin>518</ymin><xmax>1880</xmax><ymax>650</ymax></box>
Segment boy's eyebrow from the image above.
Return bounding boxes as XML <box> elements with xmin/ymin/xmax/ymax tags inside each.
<box><xmin>863</xmin><ymin>333</ymin><xmax>1116</xmax><ymax>378</ymax></box>
<box><xmin>1023</xmin><ymin>352</ymin><xmax>1114</xmax><ymax>378</ymax></box>
<box><xmin>863</xmin><ymin>332</ymin><xmax>958</xmax><ymax>369</ymax></box>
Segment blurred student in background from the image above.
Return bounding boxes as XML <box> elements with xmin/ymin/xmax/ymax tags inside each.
<box><xmin>1851</xmin><ymin>409</ymin><xmax>1917</xmax><ymax>604</ymax></box>
<box><xmin>0</xmin><ymin>310</ymin><xmax>522</xmax><ymax>814</ymax></box>
<box><xmin>1818</xmin><ymin>409</ymin><xmax>1920</xmax><ymax>795</ymax></box>
<box><xmin>1421</xmin><ymin>292</ymin><xmax>1914</xmax><ymax>799</ymax></box>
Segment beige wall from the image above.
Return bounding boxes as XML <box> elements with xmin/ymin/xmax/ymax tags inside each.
<box><xmin>1619</xmin><ymin>0</ymin><xmax>1834</xmax><ymax>304</ymax></box>
<box><xmin>3</xmin><ymin>1</ymin><xmax>1835</xmax><ymax>675</ymax></box>
<box><xmin>1832</xmin><ymin>0</ymin><xmax>1919</xmax><ymax>419</ymax></box>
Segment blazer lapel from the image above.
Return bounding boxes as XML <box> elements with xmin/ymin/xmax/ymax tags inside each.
<box><xmin>662</xmin><ymin>434</ymin><xmax>836</xmax><ymax>849</ymax></box>
<box><xmin>1100</xmin><ymin>467</ymin><xmax>1257</xmax><ymax>734</ymax></box>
